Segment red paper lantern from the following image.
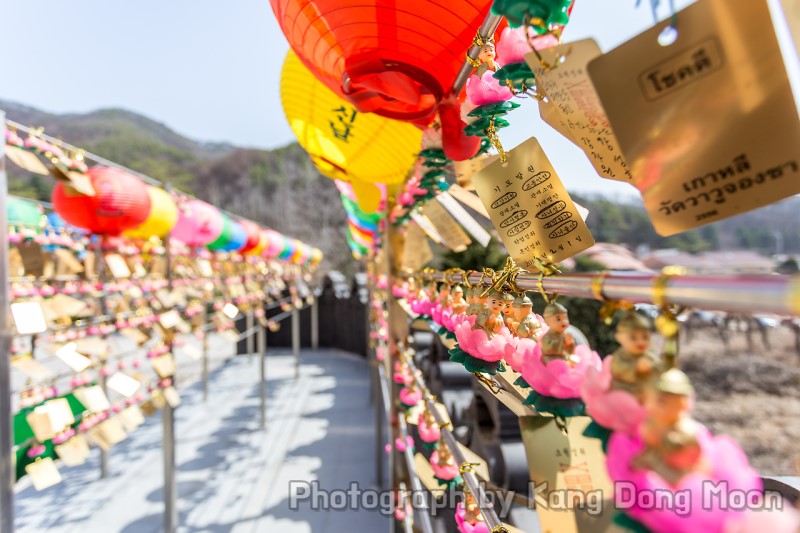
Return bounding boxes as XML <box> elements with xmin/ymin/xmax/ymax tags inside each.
<box><xmin>270</xmin><ymin>0</ymin><xmax>502</xmax><ymax>124</ymax></box>
<box><xmin>238</xmin><ymin>220</ymin><xmax>262</xmax><ymax>254</ymax></box>
<box><xmin>439</xmin><ymin>95</ymin><xmax>481</xmax><ymax>161</ymax></box>
<box><xmin>52</xmin><ymin>166</ymin><xmax>150</xmax><ymax>235</ymax></box>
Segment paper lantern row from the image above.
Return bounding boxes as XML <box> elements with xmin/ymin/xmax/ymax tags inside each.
<box><xmin>49</xmin><ymin>166</ymin><xmax>322</xmax><ymax>265</ymax></box>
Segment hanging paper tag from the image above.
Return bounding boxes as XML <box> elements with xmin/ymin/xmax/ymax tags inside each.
<box><xmin>447</xmin><ymin>183</ymin><xmax>491</xmax><ymax>219</ymax></box>
<box><xmin>5</xmin><ymin>146</ymin><xmax>49</xmax><ymax>175</ymax></box>
<box><xmin>74</xmin><ymin>337</ymin><xmax>108</xmax><ymax>358</ymax></box>
<box><xmin>453</xmin><ymin>154</ymin><xmax>499</xmax><ymax>190</ymax></box>
<box><xmin>150</xmin><ymin>353</ymin><xmax>176</xmax><ymax>378</ymax></box>
<box><xmin>436</xmin><ymin>192</ymin><xmax>491</xmax><ymax>247</ymax></box>
<box><xmin>413</xmin><ymin>452</ymin><xmax>449</xmax><ymax>499</ymax></box>
<box><xmin>472</xmin><ymin>138</ymin><xmax>595</xmax><ymax>269</ymax></box>
<box><xmin>158</xmin><ymin>309</ymin><xmax>182</xmax><ymax>330</ymax></box>
<box><xmin>97</xmin><ymin>417</ymin><xmax>127</xmax><ymax>447</ymax></box>
<box><xmin>106</xmin><ymin>372</ymin><xmax>141</xmax><ymax>398</ymax></box>
<box><xmin>25</xmin><ymin>457</ymin><xmax>62</xmax><ymax>491</ymax></box>
<box><xmin>539</xmin><ymin>99</ymin><xmax>581</xmax><ymax>148</ymax></box>
<box><xmin>43</xmin><ymin>294</ymin><xmax>89</xmax><ymax>322</ymax></box>
<box><xmin>519</xmin><ymin>416</ymin><xmax>614</xmax><ymax>533</ymax></box>
<box><xmin>55</xmin><ymin>342</ymin><xmax>93</xmax><ymax>372</ymax></box>
<box><xmin>420</xmin><ymin>201</ymin><xmax>471</xmax><ymax>252</ymax></box>
<box><xmin>18</xmin><ymin>242</ymin><xmax>45</xmax><ymax>277</ymax></box>
<box><xmin>26</xmin><ymin>398</ymin><xmax>75</xmax><ymax>441</ymax></box>
<box><xmin>53</xmin><ymin>249</ymin><xmax>84</xmax><ymax>275</ymax></box>
<box><xmin>118</xmin><ymin>405</ymin><xmax>145</xmax><ymax>432</ymax></box>
<box><xmin>409</xmin><ymin>213</ymin><xmax>446</xmax><ymax>247</ymax></box>
<box><xmin>12</xmin><ymin>354</ymin><xmax>52</xmax><ymax>381</ymax></box>
<box><xmin>528</xmin><ymin>39</ymin><xmax>633</xmax><ymax>183</ymax></box>
<box><xmin>54</xmin><ymin>435</ymin><xmax>90</xmax><ymax>467</ymax></box>
<box><xmin>197</xmin><ymin>259</ymin><xmax>213</xmax><ymax>278</ymax></box>
<box><xmin>588</xmin><ymin>0</ymin><xmax>800</xmax><ymax>235</ymax></box>
<box><xmin>421</xmin><ymin>200</ymin><xmax>471</xmax><ymax>252</ymax></box>
<box><xmin>179</xmin><ymin>343</ymin><xmax>202</xmax><ymax>361</ymax></box>
<box><xmin>74</xmin><ymin>385</ymin><xmax>111</xmax><ymax>413</ymax></box>
<box><xmin>119</xmin><ymin>327</ymin><xmax>150</xmax><ymax>345</ymax></box>
<box><xmin>162</xmin><ymin>386</ymin><xmax>181</xmax><ymax>408</ymax></box>
<box><xmin>104</xmin><ymin>253</ymin><xmax>131</xmax><ymax>279</ymax></box>
<box><xmin>400</xmin><ymin>221</ymin><xmax>434</xmax><ymax>273</ymax></box>
<box><xmin>11</xmin><ymin>301</ymin><xmax>48</xmax><ymax>335</ymax></box>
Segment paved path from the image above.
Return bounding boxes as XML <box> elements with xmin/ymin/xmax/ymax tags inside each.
<box><xmin>15</xmin><ymin>349</ymin><xmax>387</xmax><ymax>533</ymax></box>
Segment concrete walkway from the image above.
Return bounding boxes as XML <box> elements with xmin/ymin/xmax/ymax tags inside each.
<box><xmin>15</xmin><ymin>349</ymin><xmax>386</xmax><ymax>533</ymax></box>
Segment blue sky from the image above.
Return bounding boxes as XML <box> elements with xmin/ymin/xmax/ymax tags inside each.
<box><xmin>1</xmin><ymin>0</ymin><xmax>693</xmax><ymax>195</ymax></box>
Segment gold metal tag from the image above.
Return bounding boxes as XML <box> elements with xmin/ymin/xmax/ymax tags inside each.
<box><xmin>588</xmin><ymin>0</ymin><xmax>800</xmax><ymax>235</ymax></box>
<box><xmin>472</xmin><ymin>138</ymin><xmax>595</xmax><ymax>269</ymax></box>
<box><xmin>519</xmin><ymin>416</ymin><xmax>614</xmax><ymax>533</ymax></box>
<box><xmin>529</xmin><ymin>39</ymin><xmax>634</xmax><ymax>183</ymax></box>
<box><xmin>400</xmin><ymin>221</ymin><xmax>434</xmax><ymax>273</ymax></box>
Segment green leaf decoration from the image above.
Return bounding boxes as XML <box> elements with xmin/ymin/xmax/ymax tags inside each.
<box><xmin>514</xmin><ymin>376</ymin><xmax>531</xmax><ymax>388</ymax></box>
<box><xmin>582</xmin><ymin>420</ymin><xmax>613</xmax><ymax>453</ymax></box>
<box><xmin>490</xmin><ymin>0</ymin><xmax>573</xmax><ymax>29</ymax></box>
<box><xmin>523</xmin><ymin>391</ymin><xmax>586</xmax><ymax>417</ymax></box>
<box><xmin>611</xmin><ymin>512</ymin><xmax>653</xmax><ymax>533</ymax></box>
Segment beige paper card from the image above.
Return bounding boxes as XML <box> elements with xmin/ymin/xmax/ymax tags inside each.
<box><xmin>54</xmin><ymin>435</ymin><xmax>90</xmax><ymax>467</ymax></box>
<box><xmin>8</xmin><ymin>247</ymin><xmax>23</xmax><ymax>277</ymax></box>
<box><xmin>118</xmin><ymin>405</ymin><xmax>145</xmax><ymax>432</ymax></box>
<box><xmin>25</xmin><ymin>457</ymin><xmax>62</xmax><ymax>491</ymax></box>
<box><xmin>119</xmin><ymin>327</ymin><xmax>150</xmax><ymax>345</ymax></box>
<box><xmin>180</xmin><ymin>343</ymin><xmax>202</xmax><ymax>361</ymax></box>
<box><xmin>54</xmin><ymin>249</ymin><xmax>84</xmax><ymax>275</ymax></box>
<box><xmin>447</xmin><ymin>184</ymin><xmax>491</xmax><ymax>219</ymax></box>
<box><xmin>55</xmin><ymin>343</ymin><xmax>93</xmax><ymax>372</ymax></box>
<box><xmin>197</xmin><ymin>259</ymin><xmax>214</xmax><ymax>278</ymax></box>
<box><xmin>151</xmin><ymin>353</ymin><xmax>176</xmax><ymax>378</ymax></box>
<box><xmin>27</xmin><ymin>399</ymin><xmax>75</xmax><ymax>441</ymax></box>
<box><xmin>519</xmin><ymin>416</ymin><xmax>614</xmax><ymax>533</ymax></box>
<box><xmin>436</xmin><ymin>192</ymin><xmax>491</xmax><ymax>247</ymax></box>
<box><xmin>12</xmin><ymin>355</ymin><xmax>53</xmax><ymax>381</ymax></box>
<box><xmin>400</xmin><ymin>221</ymin><xmax>434</xmax><ymax>273</ymax></box>
<box><xmin>5</xmin><ymin>145</ymin><xmax>49</xmax><ymax>174</ymax></box>
<box><xmin>158</xmin><ymin>310</ymin><xmax>182</xmax><ymax>330</ymax></box>
<box><xmin>97</xmin><ymin>417</ymin><xmax>127</xmax><ymax>446</ymax></box>
<box><xmin>539</xmin><ymin>98</ymin><xmax>581</xmax><ymax>148</ymax></box>
<box><xmin>453</xmin><ymin>154</ymin><xmax>499</xmax><ymax>190</ymax></box>
<box><xmin>413</xmin><ymin>452</ymin><xmax>448</xmax><ymax>499</ymax></box>
<box><xmin>11</xmin><ymin>301</ymin><xmax>48</xmax><ymax>335</ymax></box>
<box><xmin>409</xmin><ymin>213</ymin><xmax>446</xmax><ymax>247</ymax></box>
<box><xmin>421</xmin><ymin>200</ymin><xmax>471</xmax><ymax>252</ymax></box>
<box><xmin>529</xmin><ymin>39</ymin><xmax>633</xmax><ymax>183</ymax></box>
<box><xmin>74</xmin><ymin>385</ymin><xmax>111</xmax><ymax>413</ymax></box>
<box><xmin>456</xmin><ymin>443</ymin><xmax>490</xmax><ymax>481</ymax></box>
<box><xmin>44</xmin><ymin>294</ymin><xmax>89</xmax><ymax>321</ymax></box>
<box><xmin>472</xmin><ymin>138</ymin><xmax>595</xmax><ymax>269</ymax></box>
<box><xmin>18</xmin><ymin>242</ymin><xmax>45</xmax><ymax>277</ymax></box>
<box><xmin>84</xmin><ymin>251</ymin><xmax>96</xmax><ymax>280</ymax></box>
<box><xmin>588</xmin><ymin>0</ymin><xmax>800</xmax><ymax>235</ymax></box>
<box><xmin>74</xmin><ymin>337</ymin><xmax>108</xmax><ymax>358</ymax></box>
<box><xmin>104</xmin><ymin>253</ymin><xmax>131</xmax><ymax>279</ymax></box>
<box><xmin>476</xmin><ymin>371</ymin><xmax>534</xmax><ymax>417</ymax></box>
<box><xmin>139</xmin><ymin>399</ymin><xmax>160</xmax><ymax>417</ymax></box>
<box><xmin>106</xmin><ymin>372</ymin><xmax>141</xmax><ymax>397</ymax></box>
<box><xmin>162</xmin><ymin>386</ymin><xmax>181</xmax><ymax>408</ymax></box>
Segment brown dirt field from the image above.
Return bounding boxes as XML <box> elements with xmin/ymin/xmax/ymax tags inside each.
<box><xmin>676</xmin><ymin>324</ymin><xmax>800</xmax><ymax>475</ymax></box>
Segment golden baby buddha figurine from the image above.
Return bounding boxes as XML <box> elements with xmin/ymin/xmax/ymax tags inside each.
<box><xmin>472</xmin><ymin>289</ymin><xmax>505</xmax><ymax>338</ymax></box>
<box><xmin>633</xmin><ymin>369</ymin><xmax>709</xmax><ymax>486</ymax></box>
<box><xmin>466</xmin><ymin>287</ymin><xmax>488</xmax><ymax>316</ymax></box>
<box><xmin>540</xmin><ymin>302</ymin><xmax>578</xmax><ymax>366</ymax></box>
<box><xmin>451</xmin><ymin>285</ymin><xmax>468</xmax><ymax>315</ymax></box>
<box><xmin>611</xmin><ymin>312</ymin><xmax>662</xmax><ymax>401</ymax></box>
<box><xmin>512</xmin><ymin>294</ymin><xmax>541</xmax><ymax>339</ymax></box>
<box><xmin>502</xmin><ymin>292</ymin><xmax>515</xmax><ymax>329</ymax></box>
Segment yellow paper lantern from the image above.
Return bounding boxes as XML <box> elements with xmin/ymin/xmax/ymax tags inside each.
<box><xmin>124</xmin><ymin>186</ymin><xmax>178</xmax><ymax>239</ymax></box>
<box><xmin>248</xmin><ymin>229</ymin><xmax>269</xmax><ymax>256</ymax></box>
<box><xmin>280</xmin><ymin>49</ymin><xmax>422</xmax><ymax>185</ymax></box>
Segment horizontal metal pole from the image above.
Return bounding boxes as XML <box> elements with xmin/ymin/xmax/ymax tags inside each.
<box><xmin>397</xmin><ymin>413</ymin><xmax>434</xmax><ymax>533</ymax></box>
<box><xmin>235</xmin><ymin>326</ymin><xmax>261</xmax><ymax>342</ymax></box>
<box><xmin>403</xmin><ymin>352</ymin><xmax>507</xmax><ymax>532</ymax></box>
<box><xmin>414</xmin><ymin>270</ymin><xmax>800</xmax><ymax>317</ymax></box>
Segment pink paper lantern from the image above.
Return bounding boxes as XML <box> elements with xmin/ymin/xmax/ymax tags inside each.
<box><xmin>170</xmin><ymin>200</ymin><xmax>223</xmax><ymax>246</ymax></box>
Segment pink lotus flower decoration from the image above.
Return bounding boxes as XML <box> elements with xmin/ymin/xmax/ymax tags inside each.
<box><xmin>392</xmin><ymin>284</ymin><xmax>407</xmax><ymax>299</ymax></box>
<box><xmin>520</xmin><ymin>342</ymin><xmax>601</xmax><ymax>399</ymax></box>
<box><xmin>454</xmin><ymin>320</ymin><xmax>513</xmax><ymax>362</ymax></box>
<box><xmin>496</xmin><ymin>26</ymin><xmax>560</xmax><ymax>65</ymax></box>
<box><xmin>418</xmin><ymin>413</ymin><xmax>441</xmax><ymax>443</ymax></box>
<box><xmin>410</xmin><ymin>295</ymin><xmax>433</xmax><ymax>317</ymax></box>
<box><xmin>504</xmin><ymin>315</ymin><xmax>548</xmax><ymax>373</ymax></box>
<box><xmin>607</xmin><ymin>426</ymin><xmax>762</xmax><ymax>533</ymax></box>
<box><xmin>440</xmin><ymin>307</ymin><xmax>456</xmax><ymax>332</ymax></box>
<box><xmin>399</xmin><ymin>387</ymin><xmax>422</xmax><ymax>407</ymax></box>
<box><xmin>465</xmin><ymin>71</ymin><xmax>514</xmax><ymax>106</ymax></box>
<box><xmin>581</xmin><ymin>356</ymin><xmax>646</xmax><ymax>435</ymax></box>
<box><xmin>430</xmin><ymin>451</ymin><xmax>460</xmax><ymax>480</ymax></box>
<box><xmin>430</xmin><ymin>302</ymin><xmax>444</xmax><ymax>325</ymax></box>
<box><xmin>455</xmin><ymin>502</ymin><xmax>491</xmax><ymax>533</ymax></box>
